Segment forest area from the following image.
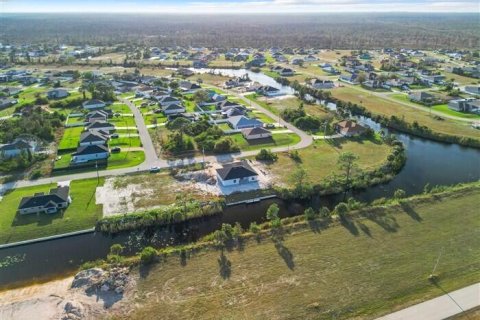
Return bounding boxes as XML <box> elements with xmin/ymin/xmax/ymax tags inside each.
<box><xmin>0</xmin><ymin>13</ymin><xmax>479</xmax><ymax>49</ymax></box>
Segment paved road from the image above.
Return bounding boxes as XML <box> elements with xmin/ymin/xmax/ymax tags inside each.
<box><xmin>376</xmin><ymin>283</ymin><xmax>480</xmax><ymax>320</ymax></box>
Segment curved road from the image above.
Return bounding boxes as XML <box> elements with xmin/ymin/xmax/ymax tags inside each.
<box><xmin>0</xmin><ymin>88</ymin><xmax>314</xmax><ymax>193</ymax></box>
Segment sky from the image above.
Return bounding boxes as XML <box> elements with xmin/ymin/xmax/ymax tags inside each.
<box><xmin>0</xmin><ymin>0</ymin><xmax>478</xmax><ymax>13</ymax></box>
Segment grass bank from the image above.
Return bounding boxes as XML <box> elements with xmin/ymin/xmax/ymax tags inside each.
<box><xmin>126</xmin><ymin>184</ymin><xmax>480</xmax><ymax>320</ymax></box>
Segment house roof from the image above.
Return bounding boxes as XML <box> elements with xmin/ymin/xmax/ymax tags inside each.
<box><xmin>216</xmin><ymin>161</ymin><xmax>258</xmax><ymax>181</ymax></box>
<box><xmin>86</xmin><ymin>121</ymin><xmax>114</xmax><ymax>130</ymax></box>
<box><xmin>241</xmin><ymin>127</ymin><xmax>271</xmax><ymax>137</ymax></box>
<box><xmin>18</xmin><ymin>186</ymin><xmax>70</xmax><ymax>210</ymax></box>
<box><xmin>228</xmin><ymin>116</ymin><xmax>263</xmax><ymax>128</ymax></box>
<box><xmin>80</xmin><ymin>131</ymin><xmax>108</xmax><ymax>143</ymax></box>
<box><xmin>74</xmin><ymin>144</ymin><xmax>109</xmax><ymax>156</ymax></box>
<box><xmin>83</xmin><ymin>99</ymin><xmax>105</xmax><ymax>106</ymax></box>
<box><xmin>0</xmin><ymin>140</ymin><xmax>31</xmax><ymax>152</ymax></box>
<box><xmin>163</xmin><ymin>104</ymin><xmax>185</xmax><ymax>111</ymax></box>
<box><xmin>336</xmin><ymin>120</ymin><xmax>366</xmax><ymax>134</ymax></box>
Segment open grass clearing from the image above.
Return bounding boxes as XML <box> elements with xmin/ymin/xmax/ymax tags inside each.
<box><xmin>58</xmin><ymin>126</ymin><xmax>83</xmax><ymax>150</ymax></box>
<box><xmin>0</xmin><ymin>178</ymin><xmax>104</xmax><ymax>244</ymax></box>
<box><xmin>266</xmin><ymin>136</ymin><xmax>391</xmax><ymax>185</ymax></box>
<box><xmin>130</xmin><ymin>186</ymin><xmax>480</xmax><ymax>320</ymax></box>
<box><xmin>229</xmin><ymin>132</ymin><xmax>301</xmax><ymax>152</ymax></box>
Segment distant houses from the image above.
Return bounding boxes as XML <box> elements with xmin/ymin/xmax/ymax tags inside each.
<box><xmin>309</xmin><ymin>78</ymin><xmax>335</xmax><ymax>89</ymax></box>
<box><xmin>47</xmin><ymin>88</ymin><xmax>70</xmax><ymax>99</ymax></box>
<box><xmin>448</xmin><ymin>98</ymin><xmax>480</xmax><ymax>114</ymax></box>
<box><xmin>17</xmin><ymin>185</ymin><xmax>71</xmax><ymax>215</ymax></box>
<box><xmin>0</xmin><ymin>139</ymin><xmax>34</xmax><ymax>159</ymax></box>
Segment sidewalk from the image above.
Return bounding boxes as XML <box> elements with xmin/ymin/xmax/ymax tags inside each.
<box><xmin>376</xmin><ymin>283</ymin><xmax>480</xmax><ymax>320</ymax></box>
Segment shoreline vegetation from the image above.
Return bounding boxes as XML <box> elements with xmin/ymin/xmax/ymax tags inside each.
<box><xmin>278</xmin><ymin>77</ymin><xmax>480</xmax><ymax>149</ymax></box>
<box><xmin>81</xmin><ymin>181</ymin><xmax>479</xmax><ymax>319</ymax></box>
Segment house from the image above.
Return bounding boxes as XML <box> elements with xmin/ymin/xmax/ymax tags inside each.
<box><xmin>309</xmin><ymin>78</ymin><xmax>335</xmax><ymax>89</ymax></box>
<box><xmin>246</xmin><ymin>57</ymin><xmax>266</xmax><ymax>68</ymax></box>
<box><xmin>448</xmin><ymin>99</ymin><xmax>480</xmax><ymax>114</ymax></box>
<box><xmin>17</xmin><ymin>186</ymin><xmax>71</xmax><ymax>215</ymax></box>
<box><xmin>464</xmin><ymin>86</ymin><xmax>480</xmax><ymax>96</ymax></box>
<box><xmin>408</xmin><ymin>92</ymin><xmax>436</xmax><ymax>104</ymax></box>
<box><xmin>339</xmin><ymin>73</ymin><xmax>359</xmax><ymax>84</ymax></box>
<box><xmin>0</xmin><ymin>98</ymin><xmax>17</xmax><ymax>110</ymax></box>
<box><xmin>242</xmin><ymin>127</ymin><xmax>272</xmax><ymax>140</ymax></box>
<box><xmin>290</xmin><ymin>58</ymin><xmax>304</xmax><ymax>65</ymax></box>
<box><xmin>86</xmin><ymin>121</ymin><xmax>115</xmax><ymax>134</ymax></box>
<box><xmin>1</xmin><ymin>86</ymin><xmax>22</xmax><ymax>96</ymax></box>
<box><xmin>193</xmin><ymin>60</ymin><xmax>208</xmax><ymax>69</ymax></box>
<box><xmin>158</xmin><ymin>96</ymin><xmax>181</xmax><ymax>107</ymax></box>
<box><xmin>304</xmin><ymin>55</ymin><xmax>318</xmax><ymax>62</ymax></box>
<box><xmin>335</xmin><ymin>120</ymin><xmax>366</xmax><ymax>137</ymax></box>
<box><xmin>83</xmin><ymin>99</ymin><xmax>106</xmax><ymax>110</ymax></box>
<box><xmin>322</xmin><ymin>66</ymin><xmax>340</xmax><ymax>75</ymax></box>
<box><xmin>256</xmin><ymin>86</ymin><xmax>281</xmax><ymax>97</ymax></box>
<box><xmin>419</xmin><ymin>74</ymin><xmax>445</xmax><ymax>86</ymax></box>
<box><xmin>47</xmin><ymin>88</ymin><xmax>69</xmax><ymax>99</ymax></box>
<box><xmin>162</xmin><ymin>103</ymin><xmax>186</xmax><ymax>115</ymax></box>
<box><xmin>177</xmin><ymin>68</ymin><xmax>194</xmax><ymax>77</ymax></box>
<box><xmin>86</xmin><ymin>110</ymin><xmax>110</xmax><ymax>123</ymax></box>
<box><xmin>0</xmin><ymin>139</ymin><xmax>33</xmax><ymax>159</ymax></box>
<box><xmin>135</xmin><ymin>85</ymin><xmax>154</xmax><ymax>99</ymax></box>
<box><xmin>216</xmin><ymin>161</ymin><xmax>259</xmax><ymax>186</ymax></box>
<box><xmin>278</xmin><ymin>68</ymin><xmax>295</xmax><ymax>77</ymax></box>
<box><xmin>223</xmin><ymin>107</ymin><xmax>246</xmax><ymax>118</ymax></box>
<box><xmin>228</xmin><ymin>116</ymin><xmax>263</xmax><ymax>130</ymax></box>
<box><xmin>179</xmin><ymin>81</ymin><xmax>201</xmax><ymax>93</ymax></box>
<box><xmin>71</xmin><ymin>144</ymin><xmax>109</xmax><ymax>163</ymax></box>
<box><xmin>79</xmin><ymin>131</ymin><xmax>109</xmax><ymax>147</ymax></box>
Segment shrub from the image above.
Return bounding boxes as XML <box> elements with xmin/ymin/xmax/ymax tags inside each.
<box><xmin>334</xmin><ymin>202</ymin><xmax>349</xmax><ymax>217</ymax></box>
<box><xmin>249</xmin><ymin>222</ymin><xmax>260</xmax><ymax>234</ymax></box>
<box><xmin>140</xmin><ymin>246</ymin><xmax>157</xmax><ymax>264</ymax></box>
<box><xmin>289</xmin><ymin>150</ymin><xmax>301</xmax><ymax>162</ymax></box>
<box><xmin>110</xmin><ymin>244</ymin><xmax>124</xmax><ymax>255</ymax></box>
<box><xmin>319</xmin><ymin>206</ymin><xmax>331</xmax><ymax>217</ymax></box>
<box><xmin>304</xmin><ymin>207</ymin><xmax>317</xmax><ymax>220</ymax></box>
<box><xmin>255</xmin><ymin>148</ymin><xmax>278</xmax><ymax>162</ymax></box>
<box><xmin>394</xmin><ymin>188</ymin><xmax>407</xmax><ymax>199</ymax></box>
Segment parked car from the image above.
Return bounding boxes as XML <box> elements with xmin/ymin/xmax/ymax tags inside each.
<box><xmin>150</xmin><ymin>166</ymin><xmax>160</xmax><ymax>173</ymax></box>
<box><xmin>111</xmin><ymin>133</ymin><xmax>119</xmax><ymax>138</ymax></box>
<box><xmin>265</xmin><ymin>123</ymin><xmax>275</xmax><ymax>129</ymax></box>
<box><xmin>111</xmin><ymin>147</ymin><xmax>121</xmax><ymax>153</ymax></box>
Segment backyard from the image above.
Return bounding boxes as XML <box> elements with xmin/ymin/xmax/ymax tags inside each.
<box><xmin>0</xmin><ymin>178</ymin><xmax>104</xmax><ymax>244</ymax></box>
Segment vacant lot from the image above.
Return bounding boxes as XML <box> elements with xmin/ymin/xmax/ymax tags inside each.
<box><xmin>58</xmin><ymin>126</ymin><xmax>83</xmax><ymax>150</ymax></box>
<box><xmin>266</xmin><ymin>136</ymin><xmax>391</xmax><ymax>185</ymax></box>
<box><xmin>129</xmin><ymin>187</ymin><xmax>480</xmax><ymax>320</ymax></box>
<box><xmin>0</xmin><ymin>178</ymin><xmax>103</xmax><ymax>244</ymax></box>
<box><xmin>229</xmin><ymin>132</ymin><xmax>301</xmax><ymax>152</ymax></box>
<box><xmin>331</xmin><ymin>86</ymin><xmax>480</xmax><ymax>140</ymax></box>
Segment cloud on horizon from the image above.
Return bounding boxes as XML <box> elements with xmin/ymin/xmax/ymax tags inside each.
<box><xmin>1</xmin><ymin>0</ymin><xmax>478</xmax><ymax>13</ymax></box>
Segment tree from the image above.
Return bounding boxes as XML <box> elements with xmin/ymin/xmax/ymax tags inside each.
<box><xmin>110</xmin><ymin>244</ymin><xmax>124</xmax><ymax>255</ymax></box>
<box><xmin>169</xmin><ymin>81</ymin><xmax>179</xmax><ymax>90</ymax></box>
<box><xmin>140</xmin><ymin>246</ymin><xmax>157</xmax><ymax>264</ymax></box>
<box><xmin>394</xmin><ymin>188</ymin><xmax>406</xmax><ymax>199</ymax></box>
<box><xmin>193</xmin><ymin>90</ymin><xmax>210</xmax><ymax>104</ymax></box>
<box><xmin>357</xmin><ymin>72</ymin><xmax>367</xmax><ymax>84</ymax></box>
<box><xmin>266</xmin><ymin>203</ymin><xmax>281</xmax><ymax>228</ymax></box>
<box><xmin>255</xmin><ymin>149</ymin><xmax>278</xmax><ymax>162</ymax></box>
<box><xmin>337</xmin><ymin>152</ymin><xmax>359</xmax><ymax>188</ymax></box>
<box><xmin>334</xmin><ymin>202</ymin><xmax>349</xmax><ymax>217</ymax></box>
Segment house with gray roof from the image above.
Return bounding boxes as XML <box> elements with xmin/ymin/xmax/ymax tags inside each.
<box><xmin>18</xmin><ymin>186</ymin><xmax>71</xmax><ymax>215</ymax></box>
<box><xmin>216</xmin><ymin>161</ymin><xmax>258</xmax><ymax>186</ymax></box>
<box><xmin>228</xmin><ymin>115</ymin><xmax>263</xmax><ymax>130</ymax></box>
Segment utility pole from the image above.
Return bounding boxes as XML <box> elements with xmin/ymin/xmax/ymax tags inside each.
<box><xmin>95</xmin><ymin>160</ymin><xmax>99</xmax><ymax>185</ymax></box>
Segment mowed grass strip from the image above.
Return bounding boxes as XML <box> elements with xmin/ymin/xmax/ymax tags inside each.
<box><xmin>58</xmin><ymin>126</ymin><xmax>83</xmax><ymax>150</ymax></box>
<box><xmin>130</xmin><ymin>188</ymin><xmax>480</xmax><ymax>320</ymax></box>
<box><xmin>331</xmin><ymin>86</ymin><xmax>480</xmax><ymax>140</ymax></box>
<box><xmin>0</xmin><ymin>178</ymin><xmax>104</xmax><ymax>244</ymax></box>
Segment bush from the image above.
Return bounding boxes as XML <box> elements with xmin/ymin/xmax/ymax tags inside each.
<box><xmin>249</xmin><ymin>222</ymin><xmax>260</xmax><ymax>234</ymax></box>
<box><xmin>255</xmin><ymin>148</ymin><xmax>278</xmax><ymax>162</ymax></box>
<box><xmin>140</xmin><ymin>246</ymin><xmax>157</xmax><ymax>264</ymax></box>
<box><xmin>334</xmin><ymin>202</ymin><xmax>349</xmax><ymax>217</ymax></box>
<box><xmin>289</xmin><ymin>150</ymin><xmax>301</xmax><ymax>162</ymax></box>
<box><xmin>304</xmin><ymin>207</ymin><xmax>317</xmax><ymax>220</ymax></box>
<box><xmin>213</xmin><ymin>137</ymin><xmax>239</xmax><ymax>154</ymax></box>
<box><xmin>394</xmin><ymin>188</ymin><xmax>407</xmax><ymax>199</ymax></box>
<box><xmin>110</xmin><ymin>244</ymin><xmax>124</xmax><ymax>255</ymax></box>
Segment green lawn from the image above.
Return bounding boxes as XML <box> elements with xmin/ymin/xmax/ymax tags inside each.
<box><xmin>267</xmin><ymin>136</ymin><xmax>392</xmax><ymax>184</ymax></box>
<box><xmin>119</xmin><ymin>92</ymin><xmax>134</xmax><ymax>98</ymax></box>
<box><xmin>110</xmin><ymin>103</ymin><xmax>132</xmax><ymax>114</ymax></box>
<box><xmin>130</xmin><ymin>187</ymin><xmax>480</xmax><ymax>320</ymax></box>
<box><xmin>432</xmin><ymin>104</ymin><xmax>480</xmax><ymax>119</ymax></box>
<box><xmin>229</xmin><ymin>132</ymin><xmax>301</xmax><ymax>152</ymax></box>
<box><xmin>109</xmin><ymin>136</ymin><xmax>142</xmax><ymax>148</ymax></box>
<box><xmin>0</xmin><ymin>178</ymin><xmax>104</xmax><ymax>244</ymax></box>
<box><xmin>58</xmin><ymin>127</ymin><xmax>84</xmax><ymax>150</ymax></box>
<box><xmin>109</xmin><ymin>115</ymin><xmax>137</xmax><ymax>127</ymax></box>
<box><xmin>107</xmin><ymin>150</ymin><xmax>145</xmax><ymax>169</ymax></box>
<box><xmin>144</xmin><ymin>113</ymin><xmax>168</xmax><ymax>125</ymax></box>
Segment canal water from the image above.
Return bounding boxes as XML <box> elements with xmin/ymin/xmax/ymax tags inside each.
<box><xmin>0</xmin><ymin>70</ymin><xmax>479</xmax><ymax>289</ymax></box>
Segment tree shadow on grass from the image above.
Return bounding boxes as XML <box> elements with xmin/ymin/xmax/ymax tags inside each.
<box><xmin>274</xmin><ymin>239</ymin><xmax>295</xmax><ymax>270</ymax></box>
<box><xmin>180</xmin><ymin>250</ymin><xmax>188</xmax><ymax>267</ymax></box>
<box><xmin>356</xmin><ymin>220</ymin><xmax>373</xmax><ymax>238</ymax></box>
<box><xmin>308</xmin><ymin>218</ymin><xmax>331</xmax><ymax>234</ymax></box>
<box><xmin>366</xmin><ymin>213</ymin><xmax>399</xmax><ymax>233</ymax></box>
<box><xmin>400</xmin><ymin>202</ymin><xmax>423</xmax><ymax>222</ymax></box>
<box><xmin>218</xmin><ymin>250</ymin><xmax>231</xmax><ymax>280</ymax></box>
<box><xmin>139</xmin><ymin>263</ymin><xmax>154</xmax><ymax>279</ymax></box>
<box><xmin>340</xmin><ymin>215</ymin><xmax>359</xmax><ymax>236</ymax></box>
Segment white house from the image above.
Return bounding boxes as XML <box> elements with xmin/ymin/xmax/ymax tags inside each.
<box><xmin>83</xmin><ymin>99</ymin><xmax>106</xmax><ymax>110</ymax></box>
<box><xmin>71</xmin><ymin>144</ymin><xmax>109</xmax><ymax>163</ymax></box>
<box><xmin>79</xmin><ymin>131</ymin><xmax>109</xmax><ymax>147</ymax></box>
<box><xmin>163</xmin><ymin>103</ymin><xmax>186</xmax><ymax>115</ymax></box>
<box><xmin>241</xmin><ymin>127</ymin><xmax>272</xmax><ymax>140</ymax></box>
<box><xmin>228</xmin><ymin>116</ymin><xmax>263</xmax><ymax>130</ymax></box>
<box><xmin>216</xmin><ymin>161</ymin><xmax>259</xmax><ymax>187</ymax></box>
<box><xmin>47</xmin><ymin>88</ymin><xmax>70</xmax><ymax>99</ymax></box>
<box><xmin>309</xmin><ymin>78</ymin><xmax>335</xmax><ymax>89</ymax></box>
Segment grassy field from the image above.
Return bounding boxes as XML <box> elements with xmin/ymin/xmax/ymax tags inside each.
<box><xmin>331</xmin><ymin>86</ymin><xmax>480</xmax><ymax>140</ymax></box>
<box><xmin>229</xmin><ymin>132</ymin><xmax>301</xmax><ymax>152</ymax></box>
<box><xmin>130</xmin><ymin>187</ymin><xmax>480</xmax><ymax>320</ymax></box>
<box><xmin>0</xmin><ymin>178</ymin><xmax>103</xmax><ymax>244</ymax></box>
<box><xmin>246</xmin><ymin>94</ymin><xmax>331</xmax><ymax>120</ymax></box>
<box><xmin>267</xmin><ymin>136</ymin><xmax>391</xmax><ymax>184</ymax></box>
<box><xmin>54</xmin><ymin>150</ymin><xmax>144</xmax><ymax>170</ymax></box>
<box><xmin>110</xmin><ymin>103</ymin><xmax>132</xmax><ymax>114</ymax></box>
